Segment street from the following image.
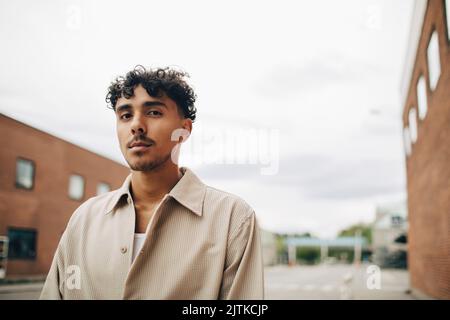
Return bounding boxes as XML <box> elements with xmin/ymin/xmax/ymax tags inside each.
<box><xmin>0</xmin><ymin>282</ymin><xmax>43</xmax><ymax>300</ymax></box>
<box><xmin>265</xmin><ymin>263</ymin><xmax>414</xmax><ymax>299</ymax></box>
<box><xmin>0</xmin><ymin>263</ymin><xmax>414</xmax><ymax>300</ymax></box>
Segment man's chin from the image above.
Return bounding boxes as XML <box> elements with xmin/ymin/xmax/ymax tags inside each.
<box><xmin>128</xmin><ymin>160</ymin><xmax>158</xmax><ymax>172</ymax></box>
<box><xmin>126</xmin><ymin>154</ymin><xmax>171</xmax><ymax>172</ymax></box>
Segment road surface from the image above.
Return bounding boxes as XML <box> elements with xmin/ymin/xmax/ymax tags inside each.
<box><xmin>0</xmin><ymin>263</ymin><xmax>414</xmax><ymax>300</ymax></box>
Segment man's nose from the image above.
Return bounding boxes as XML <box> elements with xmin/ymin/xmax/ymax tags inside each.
<box><xmin>130</xmin><ymin>114</ymin><xmax>147</xmax><ymax>135</ymax></box>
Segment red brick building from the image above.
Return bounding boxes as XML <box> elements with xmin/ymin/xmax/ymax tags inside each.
<box><xmin>0</xmin><ymin>113</ymin><xmax>130</xmax><ymax>277</ymax></box>
<box><xmin>401</xmin><ymin>0</ymin><xmax>450</xmax><ymax>299</ymax></box>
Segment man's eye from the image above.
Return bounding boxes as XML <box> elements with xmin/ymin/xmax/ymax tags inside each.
<box><xmin>148</xmin><ymin>111</ymin><xmax>162</xmax><ymax>116</ymax></box>
<box><xmin>120</xmin><ymin>113</ymin><xmax>131</xmax><ymax>120</ymax></box>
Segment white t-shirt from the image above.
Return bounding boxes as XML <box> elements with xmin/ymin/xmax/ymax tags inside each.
<box><xmin>132</xmin><ymin>233</ymin><xmax>146</xmax><ymax>263</ymax></box>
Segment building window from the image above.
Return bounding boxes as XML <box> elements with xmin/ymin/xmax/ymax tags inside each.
<box><xmin>15</xmin><ymin>158</ymin><xmax>35</xmax><ymax>190</ymax></box>
<box><xmin>408</xmin><ymin>108</ymin><xmax>418</xmax><ymax>143</ymax></box>
<box><xmin>403</xmin><ymin>127</ymin><xmax>412</xmax><ymax>157</ymax></box>
<box><xmin>68</xmin><ymin>174</ymin><xmax>85</xmax><ymax>200</ymax></box>
<box><xmin>7</xmin><ymin>227</ymin><xmax>37</xmax><ymax>260</ymax></box>
<box><xmin>446</xmin><ymin>0</ymin><xmax>450</xmax><ymax>41</ymax></box>
<box><xmin>0</xmin><ymin>236</ymin><xmax>8</xmax><ymax>278</ymax></box>
<box><xmin>391</xmin><ymin>216</ymin><xmax>404</xmax><ymax>228</ymax></box>
<box><xmin>427</xmin><ymin>30</ymin><xmax>441</xmax><ymax>91</ymax></box>
<box><xmin>96</xmin><ymin>182</ymin><xmax>111</xmax><ymax>195</ymax></box>
<box><xmin>417</xmin><ymin>76</ymin><xmax>428</xmax><ymax>120</ymax></box>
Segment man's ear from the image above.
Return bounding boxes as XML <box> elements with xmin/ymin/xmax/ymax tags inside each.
<box><xmin>183</xmin><ymin>118</ymin><xmax>192</xmax><ymax>141</ymax></box>
<box><xmin>180</xmin><ymin>118</ymin><xmax>192</xmax><ymax>142</ymax></box>
<box><xmin>184</xmin><ymin>118</ymin><xmax>192</xmax><ymax>132</ymax></box>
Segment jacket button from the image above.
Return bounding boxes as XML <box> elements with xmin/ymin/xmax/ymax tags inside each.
<box><xmin>121</xmin><ymin>247</ymin><xmax>127</xmax><ymax>254</ymax></box>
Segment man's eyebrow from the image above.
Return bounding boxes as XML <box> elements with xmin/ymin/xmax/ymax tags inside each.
<box><xmin>115</xmin><ymin>101</ymin><xmax>167</xmax><ymax>113</ymax></box>
<box><xmin>142</xmin><ymin>101</ymin><xmax>167</xmax><ymax>109</ymax></box>
<box><xmin>115</xmin><ymin>104</ymin><xmax>131</xmax><ymax>113</ymax></box>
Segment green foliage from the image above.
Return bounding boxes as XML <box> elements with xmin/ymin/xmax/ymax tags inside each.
<box><xmin>296</xmin><ymin>246</ymin><xmax>320</xmax><ymax>264</ymax></box>
<box><xmin>274</xmin><ymin>234</ymin><xmax>286</xmax><ymax>254</ymax></box>
<box><xmin>338</xmin><ymin>223</ymin><xmax>372</xmax><ymax>244</ymax></box>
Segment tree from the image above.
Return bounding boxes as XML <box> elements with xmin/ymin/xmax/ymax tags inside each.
<box><xmin>338</xmin><ymin>223</ymin><xmax>372</xmax><ymax>244</ymax></box>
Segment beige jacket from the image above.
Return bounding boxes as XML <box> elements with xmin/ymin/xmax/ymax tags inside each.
<box><xmin>39</xmin><ymin>167</ymin><xmax>264</xmax><ymax>299</ymax></box>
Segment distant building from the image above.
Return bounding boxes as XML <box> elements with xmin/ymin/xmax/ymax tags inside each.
<box><xmin>0</xmin><ymin>113</ymin><xmax>130</xmax><ymax>277</ymax></box>
<box><xmin>372</xmin><ymin>201</ymin><xmax>408</xmax><ymax>268</ymax></box>
<box><xmin>400</xmin><ymin>0</ymin><xmax>450</xmax><ymax>299</ymax></box>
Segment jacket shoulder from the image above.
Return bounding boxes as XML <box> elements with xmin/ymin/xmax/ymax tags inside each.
<box><xmin>204</xmin><ymin>185</ymin><xmax>256</xmax><ymax>238</ymax></box>
<box><xmin>205</xmin><ymin>185</ymin><xmax>254</xmax><ymax>213</ymax></box>
<box><xmin>66</xmin><ymin>191</ymin><xmax>119</xmax><ymax>229</ymax></box>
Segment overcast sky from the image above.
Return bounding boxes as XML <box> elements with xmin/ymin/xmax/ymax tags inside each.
<box><xmin>0</xmin><ymin>0</ymin><xmax>414</xmax><ymax>238</ymax></box>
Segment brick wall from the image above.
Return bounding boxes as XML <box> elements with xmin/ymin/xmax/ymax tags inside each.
<box><xmin>402</xmin><ymin>0</ymin><xmax>450</xmax><ymax>299</ymax></box>
<box><xmin>0</xmin><ymin>114</ymin><xmax>130</xmax><ymax>276</ymax></box>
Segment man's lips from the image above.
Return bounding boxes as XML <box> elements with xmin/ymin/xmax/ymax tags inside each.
<box><xmin>128</xmin><ymin>141</ymin><xmax>154</xmax><ymax>151</ymax></box>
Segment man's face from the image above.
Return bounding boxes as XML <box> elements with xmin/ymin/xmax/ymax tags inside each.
<box><xmin>115</xmin><ymin>85</ymin><xmax>191</xmax><ymax>172</ymax></box>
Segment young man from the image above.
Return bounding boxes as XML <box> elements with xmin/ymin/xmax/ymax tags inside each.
<box><xmin>40</xmin><ymin>66</ymin><xmax>264</xmax><ymax>299</ymax></box>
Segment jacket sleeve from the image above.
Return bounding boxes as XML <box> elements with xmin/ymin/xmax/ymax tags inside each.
<box><xmin>219</xmin><ymin>210</ymin><xmax>265</xmax><ymax>300</ymax></box>
<box><xmin>39</xmin><ymin>233</ymin><xmax>67</xmax><ymax>299</ymax></box>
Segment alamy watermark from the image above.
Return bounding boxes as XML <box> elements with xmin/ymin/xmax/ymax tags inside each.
<box><xmin>171</xmin><ymin>126</ymin><xmax>280</xmax><ymax>176</ymax></box>
<box><xmin>66</xmin><ymin>264</ymin><xmax>81</xmax><ymax>290</ymax></box>
<box><xmin>366</xmin><ymin>264</ymin><xmax>381</xmax><ymax>290</ymax></box>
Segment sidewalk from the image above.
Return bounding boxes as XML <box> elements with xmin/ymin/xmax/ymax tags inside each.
<box><xmin>0</xmin><ymin>282</ymin><xmax>44</xmax><ymax>300</ymax></box>
<box><xmin>265</xmin><ymin>263</ymin><xmax>415</xmax><ymax>300</ymax></box>
<box><xmin>0</xmin><ymin>275</ymin><xmax>46</xmax><ymax>285</ymax></box>
<box><xmin>0</xmin><ymin>275</ymin><xmax>45</xmax><ymax>300</ymax></box>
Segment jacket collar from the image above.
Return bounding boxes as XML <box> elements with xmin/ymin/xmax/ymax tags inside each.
<box><xmin>105</xmin><ymin>167</ymin><xmax>206</xmax><ymax>216</ymax></box>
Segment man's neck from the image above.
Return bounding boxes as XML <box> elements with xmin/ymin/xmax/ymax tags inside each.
<box><xmin>130</xmin><ymin>163</ymin><xmax>183</xmax><ymax>206</ymax></box>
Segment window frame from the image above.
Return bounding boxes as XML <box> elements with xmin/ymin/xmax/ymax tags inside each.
<box><xmin>416</xmin><ymin>75</ymin><xmax>428</xmax><ymax>121</ymax></box>
<box><xmin>445</xmin><ymin>0</ymin><xmax>450</xmax><ymax>43</ymax></box>
<box><xmin>408</xmin><ymin>107</ymin><xmax>418</xmax><ymax>144</ymax></box>
<box><xmin>15</xmin><ymin>157</ymin><xmax>36</xmax><ymax>191</ymax></box>
<box><xmin>68</xmin><ymin>173</ymin><xmax>85</xmax><ymax>201</ymax></box>
<box><xmin>7</xmin><ymin>227</ymin><xmax>38</xmax><ymax>261</ymax></box>
<box><xmin>426</xmin><ymin>29</ymin><xmax>441</xmax><ymax>91</ymax></box>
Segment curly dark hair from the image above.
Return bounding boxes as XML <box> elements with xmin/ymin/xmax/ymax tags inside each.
<box><xmin>106</xmin><ymin>65</ymin><xmax>197</xmax><ymax>122</ymax></box>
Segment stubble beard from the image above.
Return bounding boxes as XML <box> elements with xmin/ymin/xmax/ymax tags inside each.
<box><xmin>127</xmin><ymin>151</ymin><xmax>172</xmax><ymax>172</ymax></box>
